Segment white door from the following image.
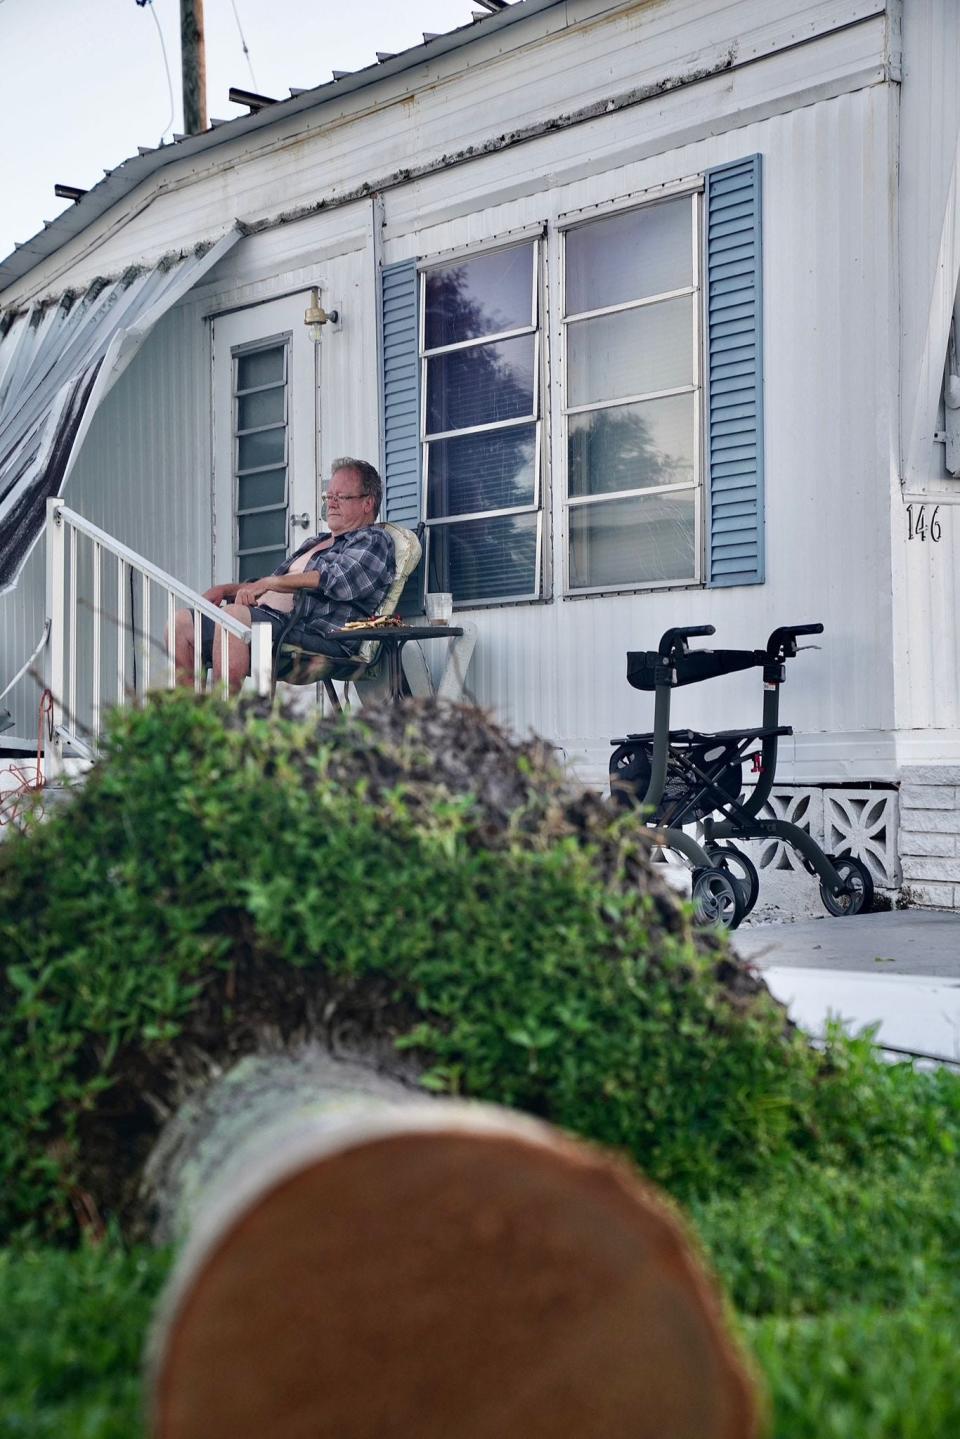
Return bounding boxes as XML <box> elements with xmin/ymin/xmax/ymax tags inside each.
<box><xmin>212</xmin><ymin>296</ymin><xmax>318</xmax><ymax>582</ymax></box>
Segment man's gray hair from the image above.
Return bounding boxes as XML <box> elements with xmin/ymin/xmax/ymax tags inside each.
<box><xmin>332</xmin><ymin>457</ymin><xmax>382</xmax><ymax>517</ymax></box>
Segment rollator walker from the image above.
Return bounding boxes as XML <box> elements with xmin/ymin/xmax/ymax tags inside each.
<box><xmin>609</xmin><ymin>623</ymin><xmax>874</xmax><ymax>928</ymax></box>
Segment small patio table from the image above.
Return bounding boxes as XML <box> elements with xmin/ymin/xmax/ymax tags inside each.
<box><xmin>334</xmin><ymin>624</ymin><xmax>464</xmax><ymax>703</ymax></box>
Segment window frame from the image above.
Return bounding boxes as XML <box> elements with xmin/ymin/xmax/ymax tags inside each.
<box><xmin>559</xmin><ymin>189</ymin><xmax>705</xmax><ymax>597</ymax></box>
<box><xmin>231</xmin><ymin>332</ymin><xmax>291</xmax><ymax>582</ymax></box>
<box><xmin>418</xmin><ymin>237</ymin><xmax>544</xmax><ymax>607</ymax></box>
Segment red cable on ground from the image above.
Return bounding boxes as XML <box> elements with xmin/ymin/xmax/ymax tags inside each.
<box><xmin>0</xmin><ymin>689</ymin><xmax>53</xmax><ymax>829</ymax></box>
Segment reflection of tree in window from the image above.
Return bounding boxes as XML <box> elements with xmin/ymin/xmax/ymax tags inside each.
<box><xmin>425</xmin><ymin>248</ymin><xmax>538</xmax><ymax>601</ymax></box>
<box><xmin>562</xmin><ymin>194</ymin><xmax>699</xmax><ymax>588</ymax></box>
<box><xmin>425</xmin><ymin>250</ymin><xmax>531</xmax><ymax>348</ymax></box>
<box><xmin>570</xmin><ymin>493</ymin><xmax>695</xmax><ymax>588</ymax></box>
<box><xmin>434</xmin><ymin>514</ymin><xmax>538</xmax><ymax>601</ymax></box>
<box><xmin>568</xmin><ymin>397</ymin><xmax>694</xmax><ymax>498</ymax></box>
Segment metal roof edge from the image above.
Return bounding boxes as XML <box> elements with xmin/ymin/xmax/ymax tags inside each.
<box><xmin>0</xmin><ymin>0</ymin><xmax>567</xmax><ymax>299</ymax></box>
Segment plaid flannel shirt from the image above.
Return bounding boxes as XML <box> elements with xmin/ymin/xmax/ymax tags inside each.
<box><xmin>270</xmin><ymin>525</ymin><xmax>396</xmax><ymax>651</ymax></box>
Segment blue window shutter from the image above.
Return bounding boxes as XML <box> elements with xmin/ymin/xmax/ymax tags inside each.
<box><xmin>380</xmin><ymin>259</ymin><xmax>421</xmax><ymax>526</ymax></box>
<box><xmin>705</xmin><ymin>155</ymin><xmax>764</xmax><ymax>587</ymax></box>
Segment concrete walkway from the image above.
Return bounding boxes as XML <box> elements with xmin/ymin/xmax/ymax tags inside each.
<box><xmin>732</xmin><ymin>911</ymin><xmax>960</xmax><ymax>1065</ymax></box>
<box><xmin>732</xmin><ymin>909</ymin><xmax>960</xmax><ymax>978</ymax></box>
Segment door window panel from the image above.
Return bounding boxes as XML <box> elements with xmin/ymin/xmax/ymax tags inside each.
<box><xmin>233</xmin><ymin>340</ymin><xmax>289</xmax><ymax>579</ymax></box>
<box><xmin>237</xmin><ymin>386</ymin><xmax>286</xmax><ymax>431</ymax></box>
<box><xmin>236</xmin><ymin>348</ymin><xmax>284</xmax><ymax>389</ymax></box>
<box><xmin>238</xmin><ymin>509</ymin><xmax>287</xmax><ymax>552</ymax></box>
<box><xmin>237</xmin><ymin>468</ymin><xmax>287</xmax><ymax>512</ymax></box>
<box><xmin>238</xmin><ymin>550</ymin><xmax>285</xmax><ymax>581</ymax></box>
<box><xmin>237</xmin><ymin>426</ymin><xmax>286</xmax><ymax>473</ymax></box>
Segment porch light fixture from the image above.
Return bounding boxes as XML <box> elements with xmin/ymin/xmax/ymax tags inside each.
<box><xmin>304</xmin><ymin>288</ymin><xmax>339</xmax><ymax>341</ymax></box>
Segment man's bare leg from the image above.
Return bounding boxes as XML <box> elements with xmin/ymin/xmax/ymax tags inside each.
<box><xmin>170</xmin><ymin>608</ymin><xmax>200</xmax><ymax>688</ymax></box>
<box><xmin>210</xmin><ymin>603</ymin><xmax>254</xmax><ymax>695</ymax></box>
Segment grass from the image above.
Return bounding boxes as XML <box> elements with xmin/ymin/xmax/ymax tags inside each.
<box><xmin>691</xmin><ymin>1147</ymin><xmax>960</xmax><ymax>1437</ymax></box>
<box><xmin>744</xmin><ymin>1295</ymin><xmax>960</xmax><ymax>1439</ymax></box>
<box><xmin>0</xmin><ymin>1239</ymin><xmax>169</xmax><ymax>1438</ymax></box>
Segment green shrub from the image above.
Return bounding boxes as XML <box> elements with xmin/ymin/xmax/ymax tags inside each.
<box><xmin>2</xmin><ymin>693</ymin><xmax>959</xmax><ymax>1245</ymax></box>
<box><xmin>0</xmin><ymin>692</ymin><xmax>820</xmax><ymax>1239</ymax></box>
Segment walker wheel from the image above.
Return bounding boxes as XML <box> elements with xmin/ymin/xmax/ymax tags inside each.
<box><xmin>691</xmin><ymin>867</ymin><xmax>745</xmax><ymax>930</ymax></box>
<box><xmin>820</xmin><ymin>854</ymin><xmax>874</xmax><ymax>917</ymax></box>
<box><xmin>705</xmin><ymin>844</ymin><xmax>760</xmax><ymax>917</ymax></box>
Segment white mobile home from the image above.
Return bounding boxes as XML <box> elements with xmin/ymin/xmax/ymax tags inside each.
<box><xmin>2</xmin><ymin>0</ymin><xmax>959</xmax><ymax>905</ymax></box>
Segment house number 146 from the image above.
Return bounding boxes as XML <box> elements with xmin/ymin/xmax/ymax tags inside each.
<box><xmin>906</xmin><ymin>504</ymin><xmax>942</xmax><ymax>542</ymax></box>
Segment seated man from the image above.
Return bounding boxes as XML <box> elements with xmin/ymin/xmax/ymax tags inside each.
<box><xmin>173</xmin><ymin>457</ymin><xmax>396</xmax><ymax>692</ymax></box>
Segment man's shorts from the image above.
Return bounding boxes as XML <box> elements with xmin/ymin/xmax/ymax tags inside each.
<box><xmin>199</xmin><ymin>606</ymin><xmax>351</xmax><ymax>666</ymax></box>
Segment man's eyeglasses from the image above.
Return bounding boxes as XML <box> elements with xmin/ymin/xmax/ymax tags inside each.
<box><xmin>321</xmin><ymin>491</ymin><xmax>367</xmax><ymax>506</ymax></box>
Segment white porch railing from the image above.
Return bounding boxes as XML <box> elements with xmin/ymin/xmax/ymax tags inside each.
<box><xmin>45</xmin><ymin>498</ymin><xmax>272</xmax><ymax>776</ymax></box>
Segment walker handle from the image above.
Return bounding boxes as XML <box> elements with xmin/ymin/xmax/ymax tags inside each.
<box><xmin>658</xmin><ymin>625</ymin><xmax>715</xmax><ymax>659</ymax></box>
<box><xmin>766</xmin><ymin>623</ymin><xmax>824</xmax><ymax>659</ymax></box>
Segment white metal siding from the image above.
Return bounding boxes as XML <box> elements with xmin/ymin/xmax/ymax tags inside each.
<box><xmin>389</xmin><ymin>88</ymin><xmax>898</xmax><ymax>784</ymax></box>
<box><xmin>0</xmin><ymin>0</ymin><xmax>906</xmax><ymax>780</ymax></box>
<box><xmin>889</xmin><ymin>0</ymin><xmax>960</xmax><ymax>747</ymax></box>
<box><xmin>899</xmin><ymin>0</ymin><xmax>960</xmax><ymax>489</ymax></box>
<box><xmin>67</xmin><ymin>303</ymin><xmax>214</xmax><ymax>586</ymax></box>
<box><xmin>2</xmin><ymin>0</ymin><xmax>884</xmax><ymax>306</ymax></box>
<box><xmin>0</xmin><ymin>303</ymin><xmax>212</xmax><ymax>737</ymax></box>
<box><xmin>0</xmin><ymin>545</ymin><xmax>45</xmax><ymax>739</ymax></box>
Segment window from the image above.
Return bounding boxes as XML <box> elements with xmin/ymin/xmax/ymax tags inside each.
<box><xmin>563</xmin><ymin>194</ymin><xmax>701</xmax><ymax>591</ymax></box>
<box><xmin>421</xmin><ymin>241</ymin><xmax>541</xmax><ymax>604</ymax></box>
<box><xmin>233</xmin><ymin>340</ymin><xmax>289</xmax><ymax>580</ymax></box>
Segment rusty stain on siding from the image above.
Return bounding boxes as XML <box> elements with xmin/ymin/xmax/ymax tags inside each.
<box><xmin>243</xmin><ymin>48</ymin><xmax>738</xmax><ymax>239</ymax></box>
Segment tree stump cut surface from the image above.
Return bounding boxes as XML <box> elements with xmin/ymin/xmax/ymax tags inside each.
<box><xmin>152</xmin><ymin>1115</ymin><xmax>759</xmax><ymax>1439</ymax></box>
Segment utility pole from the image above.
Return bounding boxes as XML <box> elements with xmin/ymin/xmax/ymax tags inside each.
<box><xmin>180</xmin><ymin>0</ymin><xmax>208</xmax><ymax>135</ymax></box>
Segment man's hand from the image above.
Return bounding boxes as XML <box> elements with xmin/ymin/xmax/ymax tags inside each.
<box><xmin>235</xmin><ymin>578</ymin><xmax>271</xmax><ymax>607</ymax></box>
<box><xmin>203</xmin><ymin>583</ymin><xmax>240</xmax><ymax>606</ymax></box>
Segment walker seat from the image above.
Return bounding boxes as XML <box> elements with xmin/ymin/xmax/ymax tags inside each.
<box><xmin>611</xmin><ymin>726</ymin><xmax>793</xmax><ymax>746</ymax></box>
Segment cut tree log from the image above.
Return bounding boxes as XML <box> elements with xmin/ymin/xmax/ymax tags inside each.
<box><xmin>147</xmin><ymin>1050</ymin><xmax>761</xmax><ymax>1439</ymax></box>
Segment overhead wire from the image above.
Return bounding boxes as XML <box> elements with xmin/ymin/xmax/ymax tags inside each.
<box><xmin>136</xmin><ymin>0</ymin><xmax>176</xmax><ymax>141</ymax></box>
<box><xmin>228</xmin><ymin>0</ymin><xmax>258</xmax><ymax>90</ymax></box>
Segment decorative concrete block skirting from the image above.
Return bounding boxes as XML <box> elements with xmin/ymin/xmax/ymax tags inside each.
<box><xmin>741</xmin><ymin>784</ymin><xmax>900</xmax><ymax>891</ymax></box>
<box><xmin>898</xmin><ymin>767</ymin><xmax>960</xmax><ymax>909</ymax></box>
<box><xmin>654</xmin><ymin>783</ymin><xmax>902</xmax><ymax>920</ymax></box>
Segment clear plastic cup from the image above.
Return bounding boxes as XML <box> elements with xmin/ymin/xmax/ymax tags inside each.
<box><xmin>425</xmin><ymin>592</ymin><xmax>453</xmax><ymax>625</ymax></box>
